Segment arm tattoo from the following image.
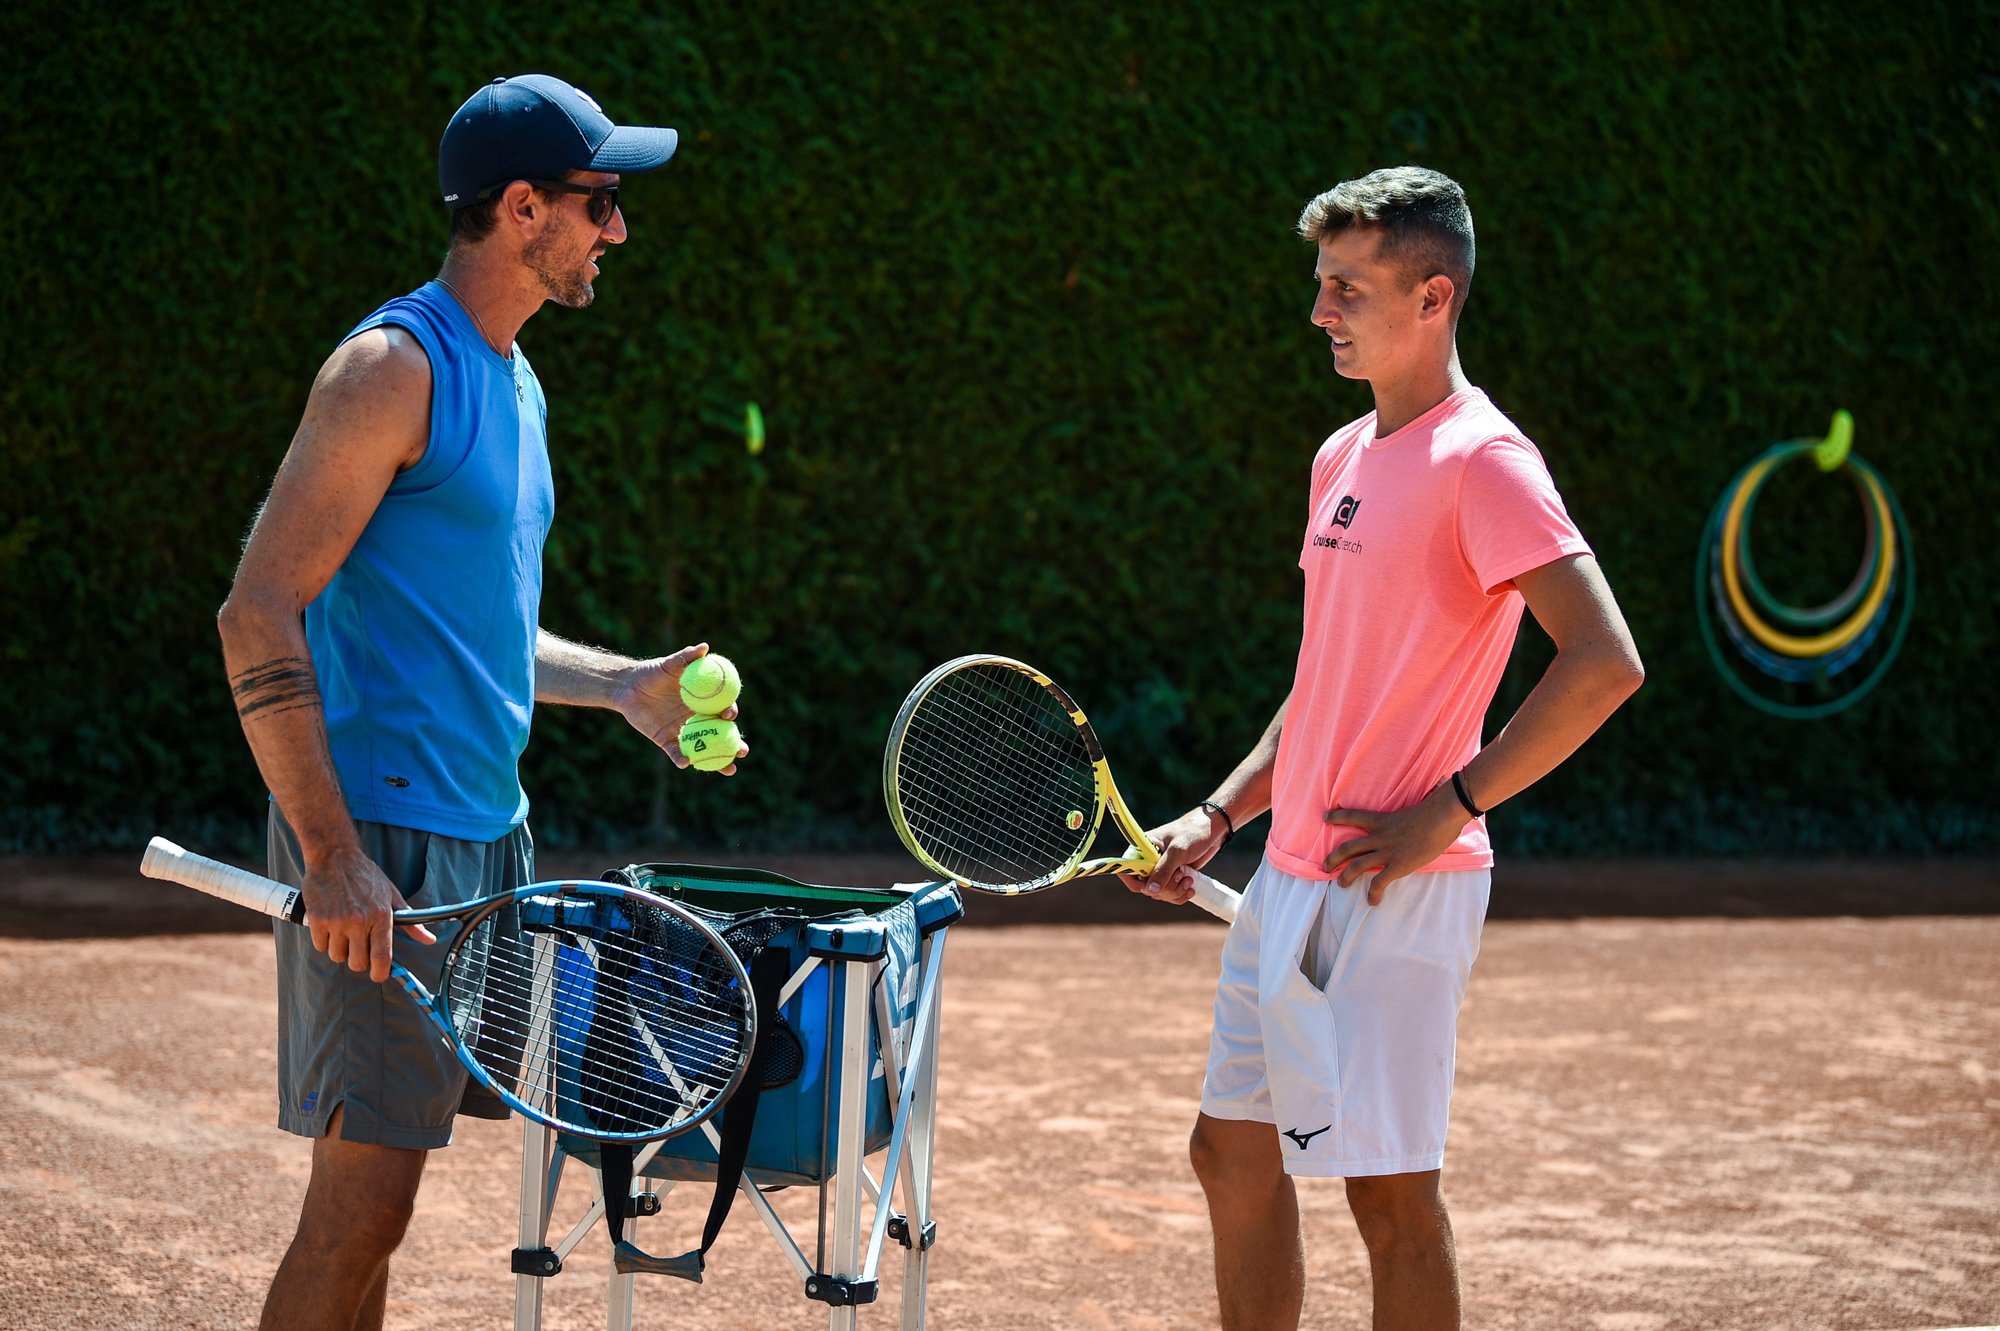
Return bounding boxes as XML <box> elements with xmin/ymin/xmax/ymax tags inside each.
<box><xmin>231</xmin><ymin>656</ymin><xmax>322</xmax><ymax>721</ymax></box>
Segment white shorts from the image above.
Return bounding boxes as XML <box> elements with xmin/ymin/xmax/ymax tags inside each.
<box><xmin>1200</xmin><ymin>857</ymin><xmax>1491</xmax><ymax>1178</ymax></box>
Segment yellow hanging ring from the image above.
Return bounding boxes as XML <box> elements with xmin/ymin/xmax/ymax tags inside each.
<box><xmin>1717</xmin><ymin>448</ymin><xmax>1897</xmax><ymax>657</ymax></box>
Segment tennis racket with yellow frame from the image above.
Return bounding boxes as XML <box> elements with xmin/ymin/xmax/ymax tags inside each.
<box><xmin>883</xmin><ymin>655</ymin><xmax>1241</xmax><ymax>921</ymax></box>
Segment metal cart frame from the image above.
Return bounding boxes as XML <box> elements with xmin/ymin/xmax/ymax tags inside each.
<box><xmin>509</xmin><ymin>878</ymin><xmax>957</xmax><ymax>1330</ymax></box>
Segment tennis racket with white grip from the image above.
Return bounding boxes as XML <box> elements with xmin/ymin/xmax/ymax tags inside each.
<box><xmin>140</xmin><ymin>837</ymin><xmax>756</xmax><ymax>1143</ymax></box>
<box><xmin>882</xmin><ymin>655</ymin><xmax>1241</xmax><ymax>921</ymax></box>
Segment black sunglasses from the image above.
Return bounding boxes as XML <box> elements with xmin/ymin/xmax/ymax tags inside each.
<box><xmin>477</xmin><ymin>178</ymin><xmax>620</xmax><ymax>227</ymax></box>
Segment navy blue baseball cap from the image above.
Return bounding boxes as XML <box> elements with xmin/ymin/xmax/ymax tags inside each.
<box><xmin>439</xmin><ymin>74</ymin><xmax>678</xmax><ymax>210</ymax></box>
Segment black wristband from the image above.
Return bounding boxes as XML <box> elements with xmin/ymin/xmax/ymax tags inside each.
<box><xmin>1451</xmin><ymin>770</ymin><xmax>1486</xmax><ymax>819</ymax></box>
<box><xmin>1199</xmin><ymin>800</ymin><xmax>1236</xmax><ymax>846</ymax></box>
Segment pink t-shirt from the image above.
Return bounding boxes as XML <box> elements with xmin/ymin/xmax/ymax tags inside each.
<box><xmin>1265</xmin><ymin>388</ymin><xmax>1592</xmax><ymax>879</ymax></box>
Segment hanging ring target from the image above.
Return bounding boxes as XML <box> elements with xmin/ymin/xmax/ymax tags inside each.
<box><xmin>1718</xmin><ymin>450</ymin><xmax>1896</xmax><ymax>656</ymax></box>
<box><xmin>1734</xmin><ymin>464</ymin><xmax>1881</xmax><ymax>632</ymax></box>
<box><xmin>1694</xmin><ymin>411</ymin><xmax>1915</xmax><ymax>720</ymax></box>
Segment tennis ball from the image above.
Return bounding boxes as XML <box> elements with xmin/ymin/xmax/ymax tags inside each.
<box><xmin>1065</xmin><ymin>810</ymin><xmax>1085</xmax><ymax>831</ymax></box>
<box><xmin>679</xmin><ymin>653</ymin><xmax>741</xmax><ymax>714</ymax></box>
<box><xmin>678</xmin><ymin>716</ymin><xmax>742</xmax><ymax>772</ymax></box>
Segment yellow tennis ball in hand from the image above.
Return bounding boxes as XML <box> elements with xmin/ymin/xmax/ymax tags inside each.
<box><xmin>679</xmin><ymin>716</ymin><xmax>743</xmax><ymax>772</ymax></box>
<box><xmin>679</xmin><ymin>653</ymin><xmax>741</xmax><ymax>714</ymax></box>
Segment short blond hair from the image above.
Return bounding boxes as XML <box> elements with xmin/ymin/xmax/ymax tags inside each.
<box><xmin>1299</xmin><ymin>166</ymin><xmax>1475</xmax><ymax>313</ymax></box>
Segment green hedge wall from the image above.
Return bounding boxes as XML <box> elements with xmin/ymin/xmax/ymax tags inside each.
<box><xmin>5</xmin><ymin>1</ymin><xmax>1996</xmax><ymax>856</ymax></box>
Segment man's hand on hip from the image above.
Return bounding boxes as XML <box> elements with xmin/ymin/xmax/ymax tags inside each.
<box><xmin>1322</xmin><ymin>784</ymin><xmax>1471</xmax><ymax>905</ymax></box>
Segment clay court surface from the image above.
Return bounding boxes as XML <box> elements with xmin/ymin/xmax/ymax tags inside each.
<box><xmin>0</xmin><ymin>853</ymin><xmax>1994</xmax><ymax>1330</ymax></box>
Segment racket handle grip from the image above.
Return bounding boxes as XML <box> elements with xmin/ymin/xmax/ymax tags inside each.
<box><xmin>142</xmin><ymin>837</ymin><xmax>307</xmax><ymax>924</ymax></box>
<box><xmin>1183</xmin><ymin>869</ymin><xmax>1242</xmax><ymax>923</ymax></box>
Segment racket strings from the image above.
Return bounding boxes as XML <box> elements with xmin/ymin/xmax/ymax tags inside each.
<box><xmin>439</xmin><ymin>893</ymin><xmax>751</xmax><ymax>1140</ymax></box>
<box><xmin>894</xmin><ymin>663</ymin><xmax>1100</xmax><ymax>888</ymax></box>
<box><xmin>899</xmin><ymin>674</ymin><xmax>1070</xmax><ymax>869</ymax></box>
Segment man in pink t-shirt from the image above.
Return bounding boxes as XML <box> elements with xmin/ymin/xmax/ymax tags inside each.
<box><xmin>1136</xmin><ymin>168</ymin><xmax>1644</xmax><ymax>1330</ymax></box>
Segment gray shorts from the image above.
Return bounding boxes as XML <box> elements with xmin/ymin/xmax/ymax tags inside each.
<box><xmin>269</xmin><ymin>806</ymin><xmax>534</xmax><ymax>1150</ymax></box>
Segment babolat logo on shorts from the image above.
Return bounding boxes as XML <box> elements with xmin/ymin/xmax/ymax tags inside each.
<box><xmin>301</xmin><ymin>1091</ymin><xmax>319</xmax><ymax>1113</ymax></box>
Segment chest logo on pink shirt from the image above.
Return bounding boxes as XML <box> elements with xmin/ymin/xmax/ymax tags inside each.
<box><xmin>1310</xmin><ymin>495</ymin><xmax>1365</xmax><ymax>554</ymax></box>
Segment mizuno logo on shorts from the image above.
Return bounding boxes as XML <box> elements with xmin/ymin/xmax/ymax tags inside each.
<box><xmin>1282</xmin><ymin>1124</ymin><xmax>1332</xmax><ymax>1150</ymax></box>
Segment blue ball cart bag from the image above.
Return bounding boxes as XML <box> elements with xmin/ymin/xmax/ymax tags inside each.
<box><xmin>558</xmin><ymin>863</ymin><xmax>963</xmax><ymax>1287</ymax></box>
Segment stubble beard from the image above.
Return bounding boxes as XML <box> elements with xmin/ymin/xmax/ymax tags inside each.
<box><xmin>524</xmin><ymin>227</ymin><xmax>596</xmax><ymax>309</ymax></box>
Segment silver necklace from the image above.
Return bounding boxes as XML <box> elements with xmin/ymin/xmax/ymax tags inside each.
<box><xmin>435</xmin><ymin>276</ymin><xmax>509</xmax><ymax>358</ymax></box>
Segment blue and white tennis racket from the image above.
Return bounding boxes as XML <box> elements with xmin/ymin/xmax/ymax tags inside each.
<box><xmin>140</xmin><ymin>837</ymin><xmax>756</xmax><ymax>1144</ymax></box>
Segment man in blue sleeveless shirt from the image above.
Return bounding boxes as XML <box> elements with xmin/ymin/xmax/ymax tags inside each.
<box><xmin>215</xmin><ymin>75</ymin><xmax>744</xmax><ymax>1331</ymax></box>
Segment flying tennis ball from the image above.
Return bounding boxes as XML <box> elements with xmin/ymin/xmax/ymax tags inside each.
<box><xmin>679</xmin><ymin>653</ymin><xmax>741</xmax><ymax>714</ymax></box>
<box><xmin>1065</xmin><ymin>810</ymin><xmax>1085</xmax><ymax>831</ymax></box>
<box><xmin>678</xmin><ymin>716</ymin><xmax>743</xmax><ymax>772</ymax></box>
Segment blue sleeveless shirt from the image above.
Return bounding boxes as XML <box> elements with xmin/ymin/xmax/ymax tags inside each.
<box><xmin>305</xmin><ymin>281</ymin><xmax>554</xmax><ymax>840</ymax></box>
